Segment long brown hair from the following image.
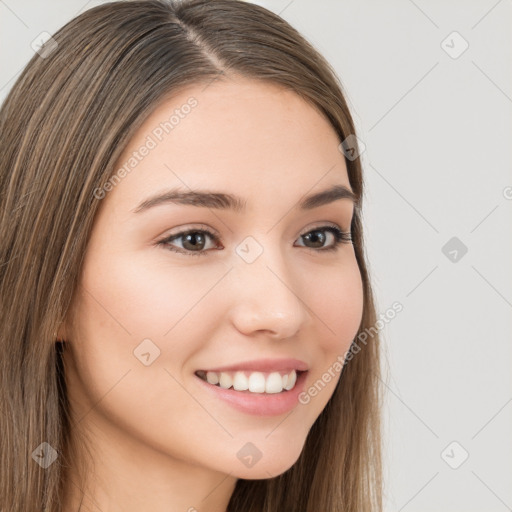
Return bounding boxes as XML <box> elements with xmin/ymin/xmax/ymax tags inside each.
<box><xmin>0</xmin><ymin>1</ymin><xmax>382</xmax><ymax>510</ymax></box>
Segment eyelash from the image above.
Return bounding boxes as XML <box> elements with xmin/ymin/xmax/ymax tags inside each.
<box><xmin>157</xmin><ymin>224</ymin><xmax>352</xmax><ymax>257</ymax></box>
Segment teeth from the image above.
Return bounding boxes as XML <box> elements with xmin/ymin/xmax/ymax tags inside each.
<box><xmin>265</xmin><ymin>372</ymin><xmax>283</xmax><ymax>394</ymax></box>
<box><xmin>248</xmin><ymin>372</ymin><xmax>266</xmax><ymax>393</ymax></box>
<box><xmin>206</xmin><ymin>372</ymin><xmax>219</xmax><ymax>385</ymax></box>
<box><xmin>202</xmin><ymin>369</ymin><xmax>299</xmax><ymax>393</ymax></box>
<box><xmin>219</xmin><ymin>373</ymin><xmax>232</xmax><ymax>389</ymax></box>
<box><xmin>283</xmin><ymin>369</ymin><xmax>296</xmax><ymax>390</ymax></box>
<box><xmin>233</xmin><ymin>371</ymin><xmax>249</xmax><ymax>391</ymax></box>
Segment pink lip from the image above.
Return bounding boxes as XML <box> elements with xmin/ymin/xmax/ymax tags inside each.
<box><xmin>197</xmin><ymin>358</ymin><xmax>309</xmax><ymax>373</ymax></box>
<box><xmin>194</xmin><ymin>369</ymin><xmax>309</xmax><ymax>416</ymax></box>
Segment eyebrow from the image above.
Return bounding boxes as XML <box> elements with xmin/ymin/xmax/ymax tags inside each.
<box><xmin>132</xmin><ymin>183</ymin><xmax>358</xmax><ymax>214</ymax></box>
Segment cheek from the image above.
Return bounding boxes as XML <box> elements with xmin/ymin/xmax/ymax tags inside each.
<box><xmin>298</xmin><ymin>259</ymin><xmax>362</xmax><ymax>390</ymax></box>
<box><xmin>68</xmin><ymin>247</ymin><xmax>231</xmax><ymax>410</ymax></box>
<box><xmin>294</xmin><ymin>256</ymin><xmax>363</xmax><ymax>416</ymax></box>
<box><xmin>304</xmin><ymin>255</ymin><xmax>363</xmax><ymax>351</ymax></box>
<box><xmin>79</xmin><ymin>247</ymin><xmax>225</xmax><ymax>347</ymax></box>
<box><xmin>66</xmin><ymin>253</ymin><xmax>226</xmax><ymax>460</ymax></box>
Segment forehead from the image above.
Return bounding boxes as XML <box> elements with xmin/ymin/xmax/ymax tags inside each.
<box><xmin>107</xmin><ymin>76</ymin><xmax>351</xmax><ymax>211</ymax></box>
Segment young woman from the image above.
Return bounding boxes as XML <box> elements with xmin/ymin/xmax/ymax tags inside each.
<box><xmin>0</xmin><ymin>1</ymin><xmax>382</xmax><ymax>510</ymax></box>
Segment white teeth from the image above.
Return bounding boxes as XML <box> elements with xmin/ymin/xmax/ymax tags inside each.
<box><xmin>200</xmin><ymin>369</ymin><xmax>299</xmax><ymax>393</ymax></box>
<box><xmin>265</xmin><ymin>372</ymin><xmax>283</xmax><ymax>394</ymax></box>
<box><xmin>248</xmin><ymin>372</ymin><xmax>266</xmax><ymax>393</ymax></box>
<box><xmin>283</xmin><ymin>369</ymin><xmax>296</xmax><ymax>390</ymax></box>
<box><xmin>218</xmin><ymin>373</ymin><xmax>233</xmax><ymax>389</ymax></box>
<box><xmin>232</xmin><ymin>371</ymin><xmax>249</xmax><ymax>391</ymax></box>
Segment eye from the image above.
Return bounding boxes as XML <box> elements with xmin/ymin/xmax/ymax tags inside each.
<box><xmin>295</xmin><ymin>225</ymin><xmax>352</xmax><ymax>252</ymax></box>
<box><xmin>158</xmin><ymin>226</ymin><xmax>220</xmax><ymax>257</ymax></box>
<box><xmin>157</xmin><ymin>224</ymin><xmax>352</xmax><ymax>256</ymax></box>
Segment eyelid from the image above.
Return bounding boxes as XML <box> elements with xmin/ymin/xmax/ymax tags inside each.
<box><xmin>158</xmin><ymin>220</ymin><xmax>348</xmax><ymax>242</ymax></box>
<box><xmin>298</xmin><ymin>220</ymin><xmax>347</xmax><ymax>235</ymax></box>
<box><xmin>159</xmin><ymin>223</ymin><xmax>220</xmax><ymax>240</ymax></box>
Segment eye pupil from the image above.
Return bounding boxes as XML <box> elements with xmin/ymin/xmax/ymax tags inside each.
<box><xmin>304</xmin><ymin>230</ymin><xmax>326</xmax><ymax>248</ymax></box>
<box><xmin>183</xmin><ymin>232</ymin><xmax>206</xmax><ymax>251</ymax></box>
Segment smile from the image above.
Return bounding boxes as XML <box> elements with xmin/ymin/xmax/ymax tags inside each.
<box><xmin>195</xmin><ymin>369</ymin><xmax>303</xmax><ymax>394</ymax></box>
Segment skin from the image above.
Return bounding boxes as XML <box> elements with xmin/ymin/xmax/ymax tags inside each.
<box><xmin>59</xmin><ymin>75</ymin><xmax>364</xmax><ymax>512</ymax></box>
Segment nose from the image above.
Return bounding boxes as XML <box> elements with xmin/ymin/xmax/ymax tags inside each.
<box><xmin>227</xmin><ymin>245</ymin><xmax>309</xmax><ymax>339</ymax></box>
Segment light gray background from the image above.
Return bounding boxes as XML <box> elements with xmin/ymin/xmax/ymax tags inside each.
<box><xmin>1</xmin><ymin>1</ymin><xmax>511</xmax><ymax>510</ymax></box>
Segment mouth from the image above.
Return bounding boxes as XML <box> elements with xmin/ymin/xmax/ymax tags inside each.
<box><xmin>194</xmin><ymin>369</ymin><xmax>306</xmax><ymax>394</ymax></box>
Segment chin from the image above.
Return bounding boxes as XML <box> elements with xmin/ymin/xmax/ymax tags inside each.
<box><xmin>231</xmin><ymin>446</ymin><xmax>304</xmax><ymax>480</ymax></box>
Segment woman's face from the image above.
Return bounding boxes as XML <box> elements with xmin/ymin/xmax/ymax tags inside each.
<box><xmin>63</xmin><ymin>76</ymin><xmax>363</xmax><ymax>481</ymax></box>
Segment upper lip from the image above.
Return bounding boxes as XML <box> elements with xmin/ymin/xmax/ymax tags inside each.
<box><xmin>197</xmin><ymin>358</ymin><xmax>309</xmax><ymax>373</ymax></box>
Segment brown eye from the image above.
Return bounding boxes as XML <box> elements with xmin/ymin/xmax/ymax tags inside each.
<box><xmin>159</xmin><ymin>229</ymin><xmax>219</xmax><ymax>256</ymax></box>
<box><xmin>295</xmin><ymin>226</ymin><xmax>352</xmax><ymax>251</ymax></box>
<box><xmin>302</xmin><ymin>229</ymin><xmax>328</xmax><ymax>248</ymax></box>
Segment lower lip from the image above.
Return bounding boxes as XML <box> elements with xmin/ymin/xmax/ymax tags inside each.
<box><xmin>194</xmin><ymin>371</ymin><xmax>308</xmax><ymax>416</ymax></box>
